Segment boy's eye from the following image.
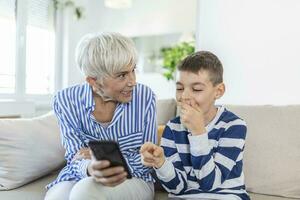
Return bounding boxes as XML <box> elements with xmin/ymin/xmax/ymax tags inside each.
<box><xmin>193</xmin><ymin>89</ymin><xmax>203</xmax><ymax>92</ymax></box>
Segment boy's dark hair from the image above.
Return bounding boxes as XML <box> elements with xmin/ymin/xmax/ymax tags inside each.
<box><xmin>177</xmin><ymin>51</ymin><xmax>223</xmax><ymax>86</ymax></box>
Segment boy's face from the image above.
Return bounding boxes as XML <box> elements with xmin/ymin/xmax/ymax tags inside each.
<box><xmin>176</xmin><ymin>70</ymin><xmax>225</xmax><ymax>114</ymax></box>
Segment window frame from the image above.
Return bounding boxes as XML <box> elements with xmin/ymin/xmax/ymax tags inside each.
<box><xmin>0</xmin><ymin>0</ymin><xmax>61</xmax><ymax>105</ymax></box>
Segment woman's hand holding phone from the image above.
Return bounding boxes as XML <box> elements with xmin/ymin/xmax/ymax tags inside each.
<box><xmin>87</xmin><ymin>150</ymin><xmax>128</xmax><ymax>187</ymax></box>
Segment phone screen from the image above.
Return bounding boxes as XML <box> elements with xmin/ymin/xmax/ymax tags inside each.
<box><xmin>88</xmin><ymin>140</ymin><xmax>132</xmax><ymax>179</ymax></box>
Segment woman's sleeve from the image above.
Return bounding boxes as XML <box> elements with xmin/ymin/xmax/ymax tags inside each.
<box><xmin>53</xmin><ymin>94</ymin><xmax>91</xmax><ymax>179</ymax></box>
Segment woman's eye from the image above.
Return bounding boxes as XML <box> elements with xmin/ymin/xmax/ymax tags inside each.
<box><xmin>176</xmin><ymin>88</ymin><xmax>183</xmax><ymax>91</ymax></box>
<box><xmin>118</xmin><ymin>74</ymin><xmax>126</xmax><ymax>78</ymax></box>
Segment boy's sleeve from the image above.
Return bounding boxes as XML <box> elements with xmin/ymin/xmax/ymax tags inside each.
<box><xmin>188</xmin><ymin>118</ymin><xmax>247</xmax><ymax>192</ymax></box>
<box><xmin>155</xmin><ymin>124</ymin><xmax>188</xmax><ymax>195</ymax></box>
<box><xmin>53</xmin><ymin>94</ymin><xmax>91</xmax><ymax>179</ymax></box>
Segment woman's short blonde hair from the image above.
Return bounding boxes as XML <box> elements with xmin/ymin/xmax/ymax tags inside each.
<box><xmin>75</xmin><ymin>32</ymin><xmax>138</xmax><ymax>80</ymax></box>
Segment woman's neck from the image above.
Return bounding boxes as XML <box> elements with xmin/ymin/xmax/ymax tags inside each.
<box><xmin>92</xmin><ymin>94</ymin><xmax>117</xmax><ymax>123</ymax></box>
<box><xmin>93</xmin><ymin>94</ymin><xmax>116</xmax><ymax>108</ymax></box>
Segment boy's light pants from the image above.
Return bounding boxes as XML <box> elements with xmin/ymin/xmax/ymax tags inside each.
<box><xmin>44</xmin><ymin>177</ymin><xmax>154</xmax><ymax>200</ymax></box>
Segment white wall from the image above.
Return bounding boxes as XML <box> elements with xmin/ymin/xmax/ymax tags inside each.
<box><xmin>197</xmin><ymin>0</ymin><xmax>300</xmax><ymax>105</ymax></box>
<box><xmin>136</xmin><ymin>73</ymin><xmax>176</xmax><ymax>99</ymax></box>
<box><xmin>60</xmin><ymin>0</ymin><xmax>196</xmax><ymax>100</ymax></box>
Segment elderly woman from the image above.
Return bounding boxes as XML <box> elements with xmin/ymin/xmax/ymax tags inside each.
<box><xmin>44</xmin><ymin>32</ymin><xmax>157</xmax><ymax>200</ymax></box>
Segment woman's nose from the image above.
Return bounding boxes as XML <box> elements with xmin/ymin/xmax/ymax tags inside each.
<box><xmin>127</xmin><ymin>72</ymin><xmax>136</xmax><ymax>87</ymax></box>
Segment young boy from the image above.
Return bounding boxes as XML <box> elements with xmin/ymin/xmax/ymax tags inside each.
<box><xmin>140</xmin><ymin>51</ymin><xmax>250</xmax><ymax>200</ymax></box>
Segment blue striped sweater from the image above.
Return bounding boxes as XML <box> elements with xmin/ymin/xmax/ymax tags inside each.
<box><xmin>47</xmin><ymin>83</ymin><xmax>157</xmax><ymax>189</ymax></box>
<box><xmin>155</xmin><ymin>106</ymin><xmax>250</xmax><ymax>200</ymax></box>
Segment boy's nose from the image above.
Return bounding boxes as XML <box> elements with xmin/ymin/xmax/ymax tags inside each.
<box><xmin>181</xmin><ymin>89</ymin><xmax>191</xmax><ymax>100</ymax></box>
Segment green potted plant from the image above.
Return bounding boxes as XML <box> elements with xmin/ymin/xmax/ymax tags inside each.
<box><xmin>53</xmin><ymin>0</ymin><xmax>84</xmax><ymax>20</ymax></box>
<box><xmin>160</xmin><ymin>42</ymin><xmax>195</xmax><ymax>80</ymax></box>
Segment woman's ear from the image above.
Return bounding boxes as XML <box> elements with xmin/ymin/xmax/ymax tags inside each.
<box><xmin>215</xmin><ymin>83</ymin><xmax>225</xmax><ymax>99</ymax></box>
<box><xmin>86</xmin><ymin>77</ymin><xmax>97</xmax><ymax>86</ymax></box>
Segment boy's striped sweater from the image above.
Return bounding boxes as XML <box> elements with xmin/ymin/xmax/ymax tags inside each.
<box><xmin>155</xmin><ymin>106</ymin><xmax>250</xmax><ymax>200</ymax></box>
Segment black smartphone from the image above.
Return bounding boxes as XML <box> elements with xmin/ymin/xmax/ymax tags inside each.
<box><xmin>88</xmin><ymin>140</ymin><xmax>132</xmax><ymax>179</ymax></box>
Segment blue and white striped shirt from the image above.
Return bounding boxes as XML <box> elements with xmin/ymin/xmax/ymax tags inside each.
<box><xmin>47</xmin><ymin>83</ymin><xmax>157</xmax><ymax>189</ymax></box>
<box><xmin>155</xmin><ymin>106</ymin><xmax>250</xmax><ymax>200</ymax></box>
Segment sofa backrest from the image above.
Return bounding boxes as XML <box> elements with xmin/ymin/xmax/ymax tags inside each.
<box><xmin>226</xmin><ymin>105</ymin><xmax>300</xmax><ymax>198</ymax></box>
<box><xmin>157</xmin><ymin>99</ymin><xmax>177</xmax><ymax>125</ymax></box>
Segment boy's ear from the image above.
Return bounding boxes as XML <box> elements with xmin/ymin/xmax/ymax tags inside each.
<box><xmin>215</xmin><ymin>83</ymin><xmax>225</xmax><ymax>99</ymax></box>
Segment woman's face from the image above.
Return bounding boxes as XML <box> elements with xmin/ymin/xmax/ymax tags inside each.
<box><xmin>94</xmin><ymin>63</ymin><xmax>137</xmax><ymax>103</ymax></box>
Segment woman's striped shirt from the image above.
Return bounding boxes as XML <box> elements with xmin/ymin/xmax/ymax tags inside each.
<box><xmin>155</xmin><ymin>106</ymin><xmax>250</xmax><ymax>200</ymax></box>
<box><xmin>47</xmin><ymin>83</ymin><xmax>157</xmax><ymax>189</ymax></box>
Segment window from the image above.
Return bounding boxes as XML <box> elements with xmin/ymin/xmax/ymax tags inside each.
<box><xmin>0</xmin><ymin>0</ymin><xmax>55</xmax><ymax>99</ymax></box>
<box><xmin>0</xmin><ymin>0</ymin><xmax>15</xmax><ymax>94</ymax></box>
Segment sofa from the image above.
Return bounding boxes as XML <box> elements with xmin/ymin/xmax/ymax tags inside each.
<box><xmin>1</xmin><ymin>99</ymin><xmax>300</xmax><ymax>200</ymax></box>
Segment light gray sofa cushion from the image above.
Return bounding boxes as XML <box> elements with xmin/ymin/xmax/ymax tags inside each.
<box><xmin>0</xmin><ymin>112</ymin><xmax>65</xmax><ymax>190</ymax></box>
<box><xmin>1</xmin><ymin>171</ymin><xmax>294</xmax><ymax>200</ymax></box>
<box><xmin>0</xmin><ymin>172</ymin><xmax>56</xmax><ymax>200</ymax></box>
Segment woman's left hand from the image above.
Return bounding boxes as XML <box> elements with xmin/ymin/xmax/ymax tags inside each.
<box><xmin>72</xmin><ymin>147</ymin><xmax>91</xmax><ymax>161</ymax></box>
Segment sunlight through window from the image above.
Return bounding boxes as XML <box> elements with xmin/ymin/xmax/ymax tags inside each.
<box><xmin>0</xmin><ymin>1</ymin><xmax>15</xmax><ymax>93</ymax></box>
<box><xmin>0</xmin><ymin>0</ymin><xmax>55</xmax><ymax>97</ymax></box>
<box><xmin>26</xmin><ymin>26</ymin><xmax>55</xmax><ymax>94</ymax></box>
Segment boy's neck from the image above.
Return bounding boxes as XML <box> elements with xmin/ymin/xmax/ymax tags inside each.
<box><xmin>204</xmin><ymin>106</ymin><xmax>218</xmax><ymax>126</ymax></box>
